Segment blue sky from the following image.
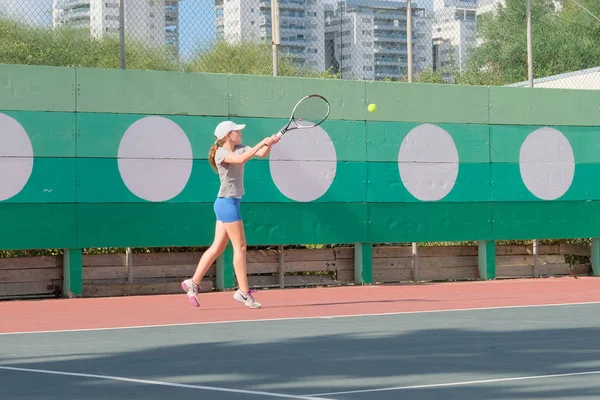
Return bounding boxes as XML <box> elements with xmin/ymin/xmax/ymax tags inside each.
<box><xmin>179</xmin><ymin>0</ymin><xmax>215</xmax><ymax>58</ymax></box>
<box><xmin>3</xmin><ymin>0</ymin><xmax>53</xmax><ymax>26</ymax></box>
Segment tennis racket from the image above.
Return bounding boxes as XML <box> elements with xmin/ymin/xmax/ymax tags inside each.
<box><xmin>273</xmin><ymin>94</ymin><xmax>330</xmax><ymax>140</ymax></box>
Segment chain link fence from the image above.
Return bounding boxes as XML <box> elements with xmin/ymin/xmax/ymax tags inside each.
<box><xmin>0</xmin><ymin>0</ymin><xmax>599</xmax><ymax>88</ymax></box>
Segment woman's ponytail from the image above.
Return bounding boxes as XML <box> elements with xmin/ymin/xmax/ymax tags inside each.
<box><xmin>208</xmin><ymin>138</ymin><xmax>226</xmax><ymax>172</ymax></box>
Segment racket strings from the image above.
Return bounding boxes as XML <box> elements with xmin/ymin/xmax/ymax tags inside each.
<box><xmin>293</xmin><ymin>96</ymin><xmax>329</xmax><ymax>125</ymax></box>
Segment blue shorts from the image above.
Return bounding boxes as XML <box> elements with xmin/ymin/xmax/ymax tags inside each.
<box><xmin>214</xmin><ymin>197</ymin><xmax>242</xmax><ymax>222</ymax></box>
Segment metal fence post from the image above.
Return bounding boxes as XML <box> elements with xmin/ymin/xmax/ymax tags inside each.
<box><xmin>526</xmin><ymin>0</ymin><xmax>533</xmax><ymax>87</ymax></box>
<box><xmin>407</xmin><ymin>0</ymin><xmax>413</xmax><ymax>82</ymax></box>
<box><xmin>119</xmin><ymin>0</ymin><xmax>126</xmax><ymax>69</ymax></box>
<box><xmin>271</xmin><ymin>0</ymin><xmax>280</xmax><ymax>76</ymax></box>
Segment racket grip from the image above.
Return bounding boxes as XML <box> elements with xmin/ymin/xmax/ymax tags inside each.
<box><xmin>276</xmin><ymin>131</ymin><xmax>283</xmax><ymax>138</ymax></box>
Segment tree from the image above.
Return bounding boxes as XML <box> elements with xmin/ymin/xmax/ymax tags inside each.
<box><xmin>466</xmin><ymin>0</ymin><xmax>600</xmax><ymax>84</ymax></box>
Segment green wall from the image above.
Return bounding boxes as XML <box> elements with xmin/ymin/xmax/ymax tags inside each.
<box><xmin>1</xmin><ymin>64</ymin><xmax>600</xmax><ymax>250</ymax></box>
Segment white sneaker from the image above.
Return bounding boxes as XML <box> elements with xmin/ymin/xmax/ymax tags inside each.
<box><xmin>233</xmin><ymin>289</ymin><xmax>261</xmax><ymax>309</ymax></box>
<box><xmin>181</xmin><ymin>279</ymin><xmax>200</xmax><ymax>307</ymax></box>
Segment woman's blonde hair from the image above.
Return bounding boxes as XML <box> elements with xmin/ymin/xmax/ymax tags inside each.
<box><xmin>208</xmin><ymin>137</ymin><xmax>227</xmax><ymax>172</ymax></box>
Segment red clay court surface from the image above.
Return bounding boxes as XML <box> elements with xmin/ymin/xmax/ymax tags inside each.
<box><xmin>2</xmin><ymin>276</ymin><xmax>599</xmax><ymax>335</ymax></box>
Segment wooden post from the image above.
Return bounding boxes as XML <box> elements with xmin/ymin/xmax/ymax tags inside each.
<box><xmin>478</xmin><ymin>241</ymin><xmax>496</xmax><ymax>280</ymax></box>
<box><xmin>126</xmin><ymin>247</ymin><xmax>133</xmax><ymax>283</ymax></box>
<box><xmin>278</xmin><ymin>245</ymin><xmax>285</xmax><ymax>288</ymax></box>
<box><xmin>591</xmin><ymin>238</ymin><xmax>600</xmax><ymax>276</ymax></box>
<box><xmin>63</xmin><ymin>249</ymin><xmax>83</xmax><ymax>298</ymax></box>
<box><xmin>216</xmin><ymin>245</ymin><xmax>235</xmax><ymax>291</ymax></box>
<box><xmin>412</xmin><ymin>242</ymin><xmax>418</xmax><ymax>281</ymax></box>
<box><xmin>533</xmin><ymin>239</ymin><xmax>539</xmax><ymax>278</ymax></box>
<box><xmin>354</xmin><ymin>243</ymin><xmax>373</xmax><ymax>284</ymax></box>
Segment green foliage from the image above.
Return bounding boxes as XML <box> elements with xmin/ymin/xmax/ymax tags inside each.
<box><xmin>0</xmin><ymin>19</ymin><xmax>339</xmax><ymax>79</ymax></box>
<box><xmin>0</xmin><ymin>19</ymin><xmax>178</xmax><ymax>70</ymax></box>
<box><xmin>467</xmin><ymin>0</ymin><xmax>600</xmax><ymax>84</ymax></box>
<box><xmin>186</xmin><ymin>41</ymin><xmax>339</xmax><ymax>79</ymax></box>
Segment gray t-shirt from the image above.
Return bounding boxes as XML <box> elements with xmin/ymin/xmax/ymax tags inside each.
<box><xmin>214</xmin><ymin>144</ymin><xmax>252</xmax><ymax>199</ymax></box>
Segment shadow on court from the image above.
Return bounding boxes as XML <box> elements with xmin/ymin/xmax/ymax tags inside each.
<box><xmin>2</xmin><ymin>305</ymin><xmax>600</xmax><ymax>399</ymax></box>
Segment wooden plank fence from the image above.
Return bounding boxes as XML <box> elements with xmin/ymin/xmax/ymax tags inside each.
<box><xmin>0</xmin><ymin>244</ymin><xmax>592</xmax><ymax>300</ymax></box>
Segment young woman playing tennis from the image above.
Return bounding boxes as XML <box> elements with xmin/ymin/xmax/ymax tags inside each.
<box><xmin>182</xmin><ymin>121</ymin><xmax>280</xmax><ymax>309</ymax></box>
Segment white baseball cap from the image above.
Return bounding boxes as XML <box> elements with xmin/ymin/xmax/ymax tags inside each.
<box><xmin>214</xmin><ymin>120</ymin><xmax>246</xmax><ymax>140</ymax></box>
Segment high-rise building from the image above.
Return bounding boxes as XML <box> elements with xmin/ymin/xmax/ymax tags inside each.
<box><xmin>325</xmin><ymin>0</ymin><xmax>432</xmax><ymax>81</ymax></box>
<box><xmin>52</xmin><ymin>0</ymin><xmax>179</xmax><ymax>54</ymax></box>
<box><xmin>165</xmin><ymin>1</ymin><xmax>180</xmax><ymax>51</ymax></box>
<box><xmin>432</xmin><ymin>0</ymin><xmax>477</xmax><ymax>73</ymax></box>
<box><xmin>476</xmin><ymin>0</ymin><xmax>505</xmax><ymax>16</ymax></box>
<box><xmin>215</xmin><ymin>0</ymin><xmax>326</xmax><ymax>72</ymax></box>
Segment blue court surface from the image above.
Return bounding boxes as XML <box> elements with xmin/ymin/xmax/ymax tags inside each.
<box><xmin>2</xmin><ymin>302</ymin><xmax>600</xmax><ymax>399</ymax></box>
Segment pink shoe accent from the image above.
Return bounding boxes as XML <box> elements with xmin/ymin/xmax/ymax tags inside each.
<box><xmin>181</xmin><ymin>281</ymin><xmax>200</xmax><ymax>307</ymax></box>
<box><xmin>187</xmin><ymin>296</ymin><xmax>200</xmax><ymax>307</ymax></box>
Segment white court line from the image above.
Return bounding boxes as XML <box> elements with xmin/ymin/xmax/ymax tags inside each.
<box><xmin>2</xmin><ymin>300</ymin><xmax>600</xmax><ymax>336</ymax></box>
<box><xmin>0</xmin><ymin>366</ymin><xmax>333</xmax><ymax>400</ymax></box>
<box><xmin>306</xmin><ymin>370</ymin><xmax>600</xmax><ymax>397</ymax></box>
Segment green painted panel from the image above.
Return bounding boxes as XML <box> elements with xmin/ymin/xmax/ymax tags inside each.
<box><xmin>76</xmin><ymin>68</ymin><xmax>229</xmax><ymax>116</ymax></box>
<box><xmin>78</xmin><ymin>113</ymin><xmax>367</xmax><ymax>162</ymax></box>
<box><xmin>491</xmin><ymin>163</ymin><xmax>600</xmax><ymax>201</ymax></box>
<box><xmin>77</xmin><ymin>203</ymin><xmax>368</xmax><ymax>247</ymax></box>
<box><xmin>368</xmin><ymin>202</ymin><xmax>492</xmax><ymax>242</ymax></box>
<box><xmin>368</xmin><ymin>163</ymin><xmax>490</xmax><ymax>202</ymax></box>
<box><xmin>244</xmin><ymin>161</ymin><xmax>367</xmax><ymax>203</ymax></box>
<box><xmin>364</xmin><ymin>81</ymin><xmax>489</xmax><ymax>124</ymax></box>
<box><xmin>242</xmin><ymin>203</ymin><xmax>368</xmax><ymax>244</ymax></box>
<box><xmin>491</xmin><ymin>124</ymin><xmax>600</xmax><ymax>163</ymax></box>
<box><xmin>4</xmin><ymin>158</ymin><xmax>76</xmax><ymax>203</ymax></box>
<box><xmin>77</xmin><ymin>158</ymin><xmax>216</xmax><ymax>203</ymax></box>
<box><xmin>234</xmin><ymin>117</ymin><xmax>367</xmax><ymax>162</ymax></box>
<box><xmin>0</xmin><ymin>65</ymin><xmax>75</xmax><ymax>112</ymax></box>
<box><xmin>76</xmin><ymin>113</ymin><xmax>224</xmax><ymax>158</ymax></box>
<box><xmin>367</xmin><ymin>122</ymin><xmax>490</xmax><ymax>163</ymax></box>
<box><xmin>489</xmin><ymin>87</ymin><xmax>600</xmax><ymax>126</ymax></box>
<box><xmin>228</xmin><ymin>74</ymin><xmax>365</xmax><ymax>121</ymax></box>
<box><xmin>1</xmin><ymin>111</ymin><xmax>76</xmax><ymax>157</ymax></box>
<box><xmin>491</xmin><ymin>201</ymin><xmax>600</xmax><ymax>240</ymax></box>
<box><xmin>77</xmin><ymin>158</ymin><xmax>366</xmax><ymax>203</ymax></box>
<box><xmin>0</xmin><ymin>204</ymin><xmax>77</xmax><ymax>250</ymax></box>
<box><xmin>77</xmin><ymin>203</ymin><xmax>217</xmax><ymax>247</ymax></box>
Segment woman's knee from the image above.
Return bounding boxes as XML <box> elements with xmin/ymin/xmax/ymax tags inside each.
<box><xmin>233</xmin><ymin>242</ymin><xmax>247</xmax><ymax>253</ymax></box>
<box><xmin>213</xmin><ymin>242</ymin><xmax>228</xmax><ymax>255</ymax></box>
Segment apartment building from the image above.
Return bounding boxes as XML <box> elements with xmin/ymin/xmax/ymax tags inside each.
<box><xmin>325</xmin><ymin>0</ymin><xmax>432</xmax><ymax>81</ymax></box>
<box><xmin>431</xmin><ymin>0</ymin><xmax>477</xmax><ymax>72</ymax></box>
<box><xmin>215</xmin><ymin>0</ymin><xmax>326</xmax><ymax>71</ymax></box>
<box><xmin>52</xmin><ymin>0</ymin><xmax>179</xmax><ymax>54</ymax></box>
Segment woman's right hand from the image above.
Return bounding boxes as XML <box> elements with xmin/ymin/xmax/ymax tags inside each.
<box><xmin>262</xmin><ymin>137</ymin><xmax>275</xmax><ymax>147</ymax></box>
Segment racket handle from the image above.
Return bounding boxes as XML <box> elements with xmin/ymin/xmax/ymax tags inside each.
<box><xmin>276</xmin><ymin>131</ymin><xmax>283</xmax><ymax>138</ymax></box>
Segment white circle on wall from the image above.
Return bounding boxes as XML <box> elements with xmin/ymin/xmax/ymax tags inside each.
<box><xmin>0</xmin><ymin>113</ymin><xmax>34</xmax><ymax>201</ymax></box>
<box><xmin>519</xmin><ymin>127</ymin><xmax>574</xmax><ymax>200</ymax></box>
<box><xmin>269</xmin><ymin>123</ymin><xmax>337</xmax><ymax>202</ymax></box>
<box><xmin>118</xmin><ymin>116</ymin><xmax>193</xmax><ymax>202</ymax></box>
<box><xmin>398</xmin><ymin>124</ymin><xmax>459</xmax><ymax>201</ymax></box>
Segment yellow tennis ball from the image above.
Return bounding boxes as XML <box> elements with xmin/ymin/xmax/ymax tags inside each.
<box><xmin>368</xmin><ymin>103</ymin><xmax>377</xmax><ymax>112</ymax></box>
